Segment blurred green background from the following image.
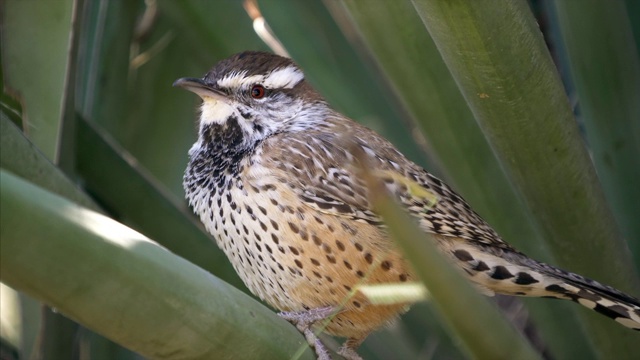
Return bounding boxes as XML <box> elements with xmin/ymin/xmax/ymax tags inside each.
<box><xmin>2</xmin><ymin>0</ymin><xmax>639</xmax><ymax>359</ymax></box>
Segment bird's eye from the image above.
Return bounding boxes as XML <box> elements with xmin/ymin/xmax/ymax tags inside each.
<box><xmin>251</xmin><ymin>84</ymin><xmax>266</xmax><ymax>99</ymax></box>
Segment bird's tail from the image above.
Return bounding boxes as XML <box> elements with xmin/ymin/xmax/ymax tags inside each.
<box><xmin>445</xmin><ymin>242</ymin><xmax>640</xmax><ymax>330</ymax></box>
<box><xmin>534</xmin><ymin>262</ymin><xmax>640</xmax><ymax>331</ymax></box>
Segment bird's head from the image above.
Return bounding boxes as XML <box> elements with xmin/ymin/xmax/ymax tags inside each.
<box><xmin>174</xmin><ymin>51</ymin><xmax>327</xmax><ymax>150</ymax></box>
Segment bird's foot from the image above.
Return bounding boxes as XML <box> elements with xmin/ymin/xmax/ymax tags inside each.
<box><xmin>302</xmin><ymin>327</ymin><xmax>331</xmax><ymax>360</ymax></box>
<box><xmin>279</xmin><ymin>306</ymin><xmax>337</xmax><ymax>327</ymax></box>
<box><xmin>337</xmin><ymin>338</ymin><xmax>364</xmax><ymax>360</ymax></box>
<box><xmin>279</xmin><ymin>306</ymin><xmax>336</xmax><ymax>360</ymax></box>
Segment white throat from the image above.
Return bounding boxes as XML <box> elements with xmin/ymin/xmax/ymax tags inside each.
<box><xmin>200</xmin><ymin>97</ymin><xmax>235</xmax><ymax>126</ymax></box>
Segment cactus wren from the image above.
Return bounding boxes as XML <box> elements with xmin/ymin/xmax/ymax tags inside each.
<box><xmin>176</xmin><ymin>51</ymin><xmax>640</xmax><ymax>359</ymax></box>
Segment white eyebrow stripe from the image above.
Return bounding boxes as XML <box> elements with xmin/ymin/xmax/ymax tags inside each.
<box><xmin>216</xmin><ymin>71</ymin><xmax>245</xmax><ymax>88</ymax></box>
<box><xmin>262</xmin><ymin>66</ymin><xmax>304</xmax><ymax>89</ymax></box>
<box><xmin>216</xmin><ymin>66</ymin><xmax>304</xmax><ymax>90</ymax></box>
<box><xmin>217</xmin><ymin>71</ymin><xmax>263</xmax><ymax>89</ymax></box>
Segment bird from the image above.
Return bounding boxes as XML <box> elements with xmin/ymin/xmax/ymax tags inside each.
<box><xmin>174</xmin><ymin>51</ymin><xmax>640</xmax><ymax>360</ymax></box>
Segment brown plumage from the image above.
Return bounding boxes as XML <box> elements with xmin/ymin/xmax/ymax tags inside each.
<box><xmin>176</xmin><ymin>51</ymin><xmax>640</xmax><ymax>359</ymax></box>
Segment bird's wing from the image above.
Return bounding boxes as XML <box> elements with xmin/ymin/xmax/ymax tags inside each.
<box><xmin>258</xmin><ymin>131</ymin><xmax>382</xmax><ymax>225</ymax></box>
<box><xmin>258</xmin><ymin>121</ymin><xmax>514</xmax><ymax>251</ymax></box>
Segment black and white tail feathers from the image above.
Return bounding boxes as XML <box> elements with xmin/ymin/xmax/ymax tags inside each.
<box><xmin>448</xmin><ymin>242</ymin><xmax>640</xmax><ymax>331</ymax></box>
<box><xmin>535</xmin><ymin>262</ymin><xmax>640</xmax><ymax>331</ymax></box>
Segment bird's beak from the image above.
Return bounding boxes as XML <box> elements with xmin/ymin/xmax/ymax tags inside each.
<box><xmin>173</xmin><ymin>77</ymin><xmax>226</xmax><ymax>100</ymax></box>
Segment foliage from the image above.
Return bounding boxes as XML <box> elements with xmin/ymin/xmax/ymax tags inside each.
<box><xmin>1</xmin><ymin>0</ymin><xmax>638</xmax><ymax>359</ymax></box>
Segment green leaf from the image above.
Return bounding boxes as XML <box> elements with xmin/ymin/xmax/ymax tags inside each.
<box><xmin>551</xmin><ymin>0</ymin><xmax>640</xmax><ymax>267</ymax></box>
<box><xmin>0</xmin><ymin>284</ymin><xmax>21</xmax><ymax>359</ymax></box>
<box><xmin>412</xmin><ymin>0</ymin><xmax>640</xmax><ymax>356</ymax></box>
<box><xmin>0</xmin><ymin>170</ymin><xmax>313</xmax><ymax>360</ymax></box>
<box><xmin>356</xmin><ymin>283</ymin><xmax>428</xmax><ymax>305</ymax></box>
<box><xmin>2</xmin><ymin>93</ymin><xmax>134</xmax><ymax>360</ymax></box>
<box><xmin>1</xmin><ymin>116</ymin><xmax>97</xmax><ymax>210</ymax></box>
<box><xmin>1</xmin><ymin>1</ymin><xmax>75</xmax><ymax>161</ymax></box>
